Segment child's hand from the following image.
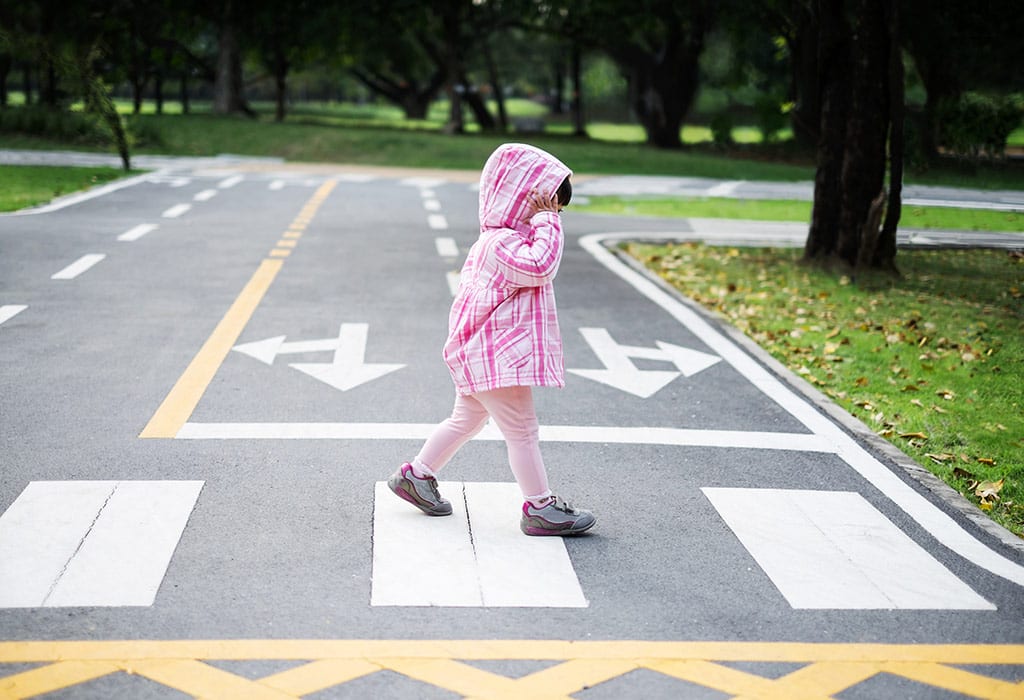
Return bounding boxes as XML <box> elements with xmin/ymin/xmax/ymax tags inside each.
<box><xmin>525</xmin><ymin>189</ymin><xmax>562</xmax><ymax>219</ymax></box>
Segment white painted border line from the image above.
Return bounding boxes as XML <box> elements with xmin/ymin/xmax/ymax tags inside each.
<box><xmin>703</xmin><ymin>488</ymin><xmax>994</xmax><ymax>610</ymax></box>
<box><xmin>0</xmin><ymin>480</ymin><xmax>204</xmax><ymax>607</ymax></box>
<box><xmin>51</xmin><ymin>254</ymin><xmax>105</xmax><ymax>280</ymax></box>
<box><xmin>162</xmin><ymin>203</ymin><xmax>191</xmax><ymax>218</ymax></box>
<box><xmin>582</xmin><ymin>231</ymin><xmax>1024</xmax><ymax>587</ymax></box>
<box><xmin>435</xmin><ymin>237</ymin><xmax>459</xmax><ymax>257</ymax></box>
<box><xmin>427</xmin><ymin>214</ymin><xmax>449</xmax><ymax>230</ymax></box>
<box><xmin>118</xmin><ymin>223</ymin><xmax>158</xmax><ymax>242</ymax></box>
<box><xmin>0</xmin><ymin>305</ymin><xmax>27</xmax><ymax>326</ymax></box>
<box><xmin>176</xmin><ymin>421</ymin><xmax>835</xmax><ymax>452</ymax></box>
<box><xmin>4</xmin><ymin>171</ymin><xmax>153</xmax><ymax>217</ymax></box>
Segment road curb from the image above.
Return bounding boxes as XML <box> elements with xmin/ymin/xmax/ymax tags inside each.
<box><xmin>608</xmin><ymin>239</ymin><xmax>1024</xmax><ymax>556</ymax></box>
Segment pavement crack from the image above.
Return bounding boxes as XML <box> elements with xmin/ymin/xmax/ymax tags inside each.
<box><xmin>41</xmin><ymin>482</ymin><xmax>118</xmax><ymax>606</ymax></box>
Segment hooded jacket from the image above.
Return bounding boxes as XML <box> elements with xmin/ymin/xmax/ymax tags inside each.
<box><xmin>443</xmin><ymin>143</ymin><xmax>572</xmax><ymax>395</ymax></box>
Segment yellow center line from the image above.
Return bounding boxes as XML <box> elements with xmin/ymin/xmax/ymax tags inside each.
<box><xmin>139</xmin><ymin>180</ymin><xmax>336</xmax><ymax>438</ymax></box>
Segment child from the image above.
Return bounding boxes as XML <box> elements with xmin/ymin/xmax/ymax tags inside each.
<box><xmin>387</xmin><ymin>143</ymin><xmax>595</xmax><ymax>536</ymax></box>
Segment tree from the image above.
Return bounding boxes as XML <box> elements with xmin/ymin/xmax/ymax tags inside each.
<box><xmin>584</xmin><ymin>0</ymin><xmax>716</xmax><ymax>148</ymax></box>
<box><xmin>805</xmin><ymin>0</ymin><xmax>904</xmax><ymax>273</ymax></box>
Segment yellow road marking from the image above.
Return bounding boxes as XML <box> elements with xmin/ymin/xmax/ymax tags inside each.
<box><xmin>1</xmin><ymin>641</ymin><xmax>1021</xmax><ymax>700</ymax></box>
<box><xmin>139</xmin><ymin>180</ymin><xmax>336</xmax><ymax>438</ymax></box>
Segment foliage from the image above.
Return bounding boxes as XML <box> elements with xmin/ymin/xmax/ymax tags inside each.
<box><xmin>0</xmin><ymin>105</ymin><xmax>109</xmax><ymax>144</ymax></box>
<box><xmin>709</xmin><ymin>112</ymin><xmax>734</xmax><ymax>146</ymax></box>
<box><xmin>0</xmin><ymin>164</ymin><xmax>134</xmax><ymax>211</ymax></box>
<box><xmin>936</xmin><ymin>93</ymin><xmax>1024</xmax><ymax>161</ymax></box>
<box><xmin>629</xmin><ymin>242</ymin><xmax>1024</xmax><ymax>536</ymax></box>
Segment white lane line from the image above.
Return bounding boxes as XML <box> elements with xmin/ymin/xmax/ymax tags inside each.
<box><xmin>371</xmin><ymin>481</ymin><xmax>586</xmax><ymax>607</ymax></box>
<box><xmin>0</xmin><ymin>481</ymin><xmax>204</xmax><ymax>607</ymax></box>
<box><xmin>447</xmin><ymin>271</ymin><xmax>461</xmax><ymax>296</ymax></box>
<box><xmin>335</xmin><ymin>173</ymin><xmax>376</xmax><ymax>183</ymax></box>
<box><xmin>51</xmin><ymin>254</ymin><xmax>105</xmax><ymax>280</ymax></box>
<box><xmin>427</xmin><ymin>214</ymin><xmax>448</xmax><ymax>230</ymax></box>
<box><xmin>162</xmin><ymin>203</ymin><xmax>191</xmax><ymax>218</ymax></box>
<box><xmin>194</xmin><ymin>189</ymin><xmax>218</xmax><ymax>202</ymax></box>
<box><xmin>402</xmin><ymin>177</ymin><xmax>446</xmax><ymax>189</ymax></box>
<box><xmin>269</xmin><ymin>180</ymin><xmax>285</xmax><ymax>191</ymax></box>
<box><xmin>423</xmin><ymin>199</ymin><xmax>442</xmax><ymax>211</ymax></box>
<box><xmin>704</xmin><ymin>488</ymin><xmax>995</xmax><ymax>610</ymax></box>
<box><xmin>581</xmin><ymin>231</ymin><xmax>1024</xmax><ymax>587</ymax></box>
<box><xmin>218</xmin><ymin>175</ymin><xmax>244</xmax><ymax>189</ymax></box>
<box><xmin>435</xmin><ymin>237</ymin><xmax>459</xmax><ymax>258</ymax></box>
<box><xmin>0</xmin><ymin>305</ymin><xmax>28</xmax><ymax>326</ymax></box>
<box><xmin>3</xmin><ymin>172</ymin><xmax>152</xmax><ymax>217</ymax></box>
<box><xmin>705</xmin><ymin>180</ymin><xmax>745</xmax><ymax>197</ymax></box>
<box><xmin>420</xmin><ymin>189</ymin><xmax>436</xmax><ymax>199</ymax></box>
<box><xmin>117</xmin><ymin>223</ymin><xmax>158</xmax><ymax>242</ymax></box>
<box><xmin>176</xmin><ymin>422</ymin><xmax>835</xmax><ymax>452</ymax></box>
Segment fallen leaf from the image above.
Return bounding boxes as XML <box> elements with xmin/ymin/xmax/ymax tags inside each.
<box><xmin>855</xmin><ymin>376</ymin><xmax>869</xmax><ymax>387</ymax></box>
<box><xmin>899</xmin><ymin>431</ymin><xmax>928</xmax><ymax>440</ymax></box>
<box><xmin>975</xmin><ymin>478</ymin><xmax>1004</xmax><ymax>502</ymax></box>
<box><xmin>901</xmin><ymin>384</ymin><xmax>920</xmax><ymax>392</ymax></box>
<box><xmin>932</xmin><ymin>405</ymin><xmax>948</xmax><ymax>414</ymax></box>
<box><xmin>936</xmin><ymin>389</ymin><xmax>956</xmax><ymax>400</ymax></box>
<box><xmin>977</xmin><ymin>457</ymin><xmax>996</xmax><ymax>466</ymax></box>
<box><xmin>826</xmin><ymin>327</ymin><xmax>841</xmax><ymax>339</ymax></box>
<box><xmin>953</xmin><ymin>466</ymin><xmax>976</xmax><ymax>480</ymax></box>
<box><xmin>910</xmin><ymin>399</ymin><xmax>925</xmax><ymax>408</ymax></box>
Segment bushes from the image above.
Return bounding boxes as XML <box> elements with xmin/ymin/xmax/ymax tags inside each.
<box><xmin>0</xmin><ymin>105</ymin><xmax>110</xmax><ymax>144</ymax></box>
<box><xmin>936</xmin><ymin>92</ymin><xmax>1023</xmax><ymax>160</ymax></box>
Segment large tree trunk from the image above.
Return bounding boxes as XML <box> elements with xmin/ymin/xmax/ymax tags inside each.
<box><xmin>272</xmin><ymin>48</ymin><xmax>288</xmax><ymax>122</ymax></box>
<box><xmin>213</xmin><ymin>21</ymin><xmax>249</xmax><ymax>115</ymax></box>
<box><xmin>785</xmin><ymin>4</ymin><xmax>822</xmax><ymax>149</ymax></box>
<box><xmin>570</xmin><ymin>43</ymin><xmax>586</xmax><ymax>137</ymax></box>
<box><xmin>0</xmin><ymin>54</ymin><xmax>10</xmax><ymax>107</ymax></box>
<box><xmin>805</xmin><ymin>0</ymin><xmax>899</xmax><ymax>273</ymax></box>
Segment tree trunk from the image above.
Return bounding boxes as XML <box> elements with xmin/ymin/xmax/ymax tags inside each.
<box><xmin>0</xmin><ymin>54</ymin><xmax>10</xmax><ymax>107</ymax></box>
<box><xmin>552</xmin><ymin>50</ymin><xmax>565</xmax><ymax>115</ymax></box>
<box><xmin>786</xmin><ymin>4</ymin><xmax>822</xmax><ymax>149</ymax></box>
<box><xmin>213</xmin><ymin>21</ymin><xmax>248</xmax><ymax>115</ymax></box>
<box><xmin>180</xmin><ymin>72</ymin><xmax>190</xmax><ymax>114</ymax></box>
<box><xmin>273</xmin><ymin>49</ymin><xmax>288</xmax><ymax>122</ymax></box>
<box><xmin>876</xmin><ymin>0</ymin><xmax>904</xmax><ymax>272</ymax></box>
<box><xmin>463</xmin><ymin>84</ymin><xmax>496</xmax><ymax>131</ymax></box>
<box><xmin>571</xmin><ymin>43</ymin><xmax>586</xmax><ymax>137</ymax></box>
<box><xmin>804</xmin><ymin>0</ymin><xmax>899</xmax><ymax>273</ymax></box>
<box><xmin>483</xmin><ymin>41</ymin><xmax>507</xmax><ymax>132</ymax></box>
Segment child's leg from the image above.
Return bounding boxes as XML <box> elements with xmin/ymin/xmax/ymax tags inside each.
<box><xmin>473</xmin><ymin>386</ymin><xmax>551</xmax><ymax>503</ymax></box>
<box><xmin>412</xmin><ymin>393</ymin><xmax>490</xmax><ymax>475</ymax></box>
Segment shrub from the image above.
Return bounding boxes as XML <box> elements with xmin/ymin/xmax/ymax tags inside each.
<box><xmin>0</xmin><ymin>105</ymin><xmax>110</xmax><ymax>145</ymax></box>
<box><xmin>936</xmin><ymin>92</ymin><xmax>1023</xmax><ymax>160</ymax></box>
<box><xmin>709</xmin><ymin>112</ymin><xmax>734</xmax><ymax>147</ymax></box>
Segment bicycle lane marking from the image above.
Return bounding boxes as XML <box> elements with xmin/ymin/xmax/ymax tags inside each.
<box><xmin>580</xmin><ymin>230</ymin><xmax>1024</xmax><ymax>588</ymax></box>
<box><xmin>138</xmin><ymin>179</ymin><xmax>337</xmax><ymax>438</ymax></box>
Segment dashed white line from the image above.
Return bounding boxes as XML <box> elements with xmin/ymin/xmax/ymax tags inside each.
<box><xmin>217</xmin><ymin>175</ymin><xmax>243</xmax><ymax>189</ymax></box>
<box><xmin>117</xmin><ymin>223</ymin><xmax>158</xmax><ymax>242</ymax></box>
<box><xmin>269</xmin><ymin>180</ymin><xmax>285</xmax><ymax>191</ymax></box>
<box><xmin>193</xmin><ymin>189</ymin><xmax>217</xmax><ymax>202</ymax></box>
<box><xmin>51</xmin><ymin>254</ymin><xmax>105</xmax><ymax>280</ymax></box>
<box><xmin>427</xmin><ymin>214</ymin><xmax>448</xmax><ymax>230</ymax></box>
<box><xmin>435</xmin><ymin>237</ymin><xmax>459</xmax><ymax>258</ymax></box>
<box><xmin>419</xmin><ymin>189</ymin><xmax>436</xmax><ymax>199</ymax></box>
<box><xmin>423</xmin><ymin>199</ymin><xmax>442</xmax><ymax>211</ymax></box>
<box><xmin>0</xmin><ymin>305</ymin><xmax>28</xmax><ymax>326</ymax></box>
<box><xmin>447</xmin><ymin>272</ymin><xmax>461</xmax><ymax>296</ymax></box>
<box><xmin>162</xmin><ymin>203</ymin><xmax>191</xmax><ymax>218</ymax></box>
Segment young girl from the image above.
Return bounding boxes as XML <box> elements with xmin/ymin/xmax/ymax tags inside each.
<box><xmin>387</xmin><ymin>143</ymin><xmax>595</xmax><ymax>536</ymax></box>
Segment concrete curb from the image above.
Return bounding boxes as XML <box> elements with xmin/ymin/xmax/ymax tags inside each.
<box><xmin>609</xmin><ymin>239</ymin><xmax>1024</xmax><ymax>556</ymax></box>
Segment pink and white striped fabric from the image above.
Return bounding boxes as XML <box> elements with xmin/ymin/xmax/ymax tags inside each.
<box><xmin>443</xmin><ymin>143</ymin><xmax>572</xmax><ymax>395</ymax></box>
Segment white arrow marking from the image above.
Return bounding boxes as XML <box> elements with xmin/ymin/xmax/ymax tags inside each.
<box><xmin>232</xmin><ymin>335</ymin><xmax>338</xmax><ymax>365</ymax></box>
<box><xmin>289</xmin><ymin>324</ymin><xmax>404</xmax><ymax>391</ymax></box>
<box><xmin>568</xmin><ymin>327</ymin><xmax>720</xmax><ymax>398</ymax></box>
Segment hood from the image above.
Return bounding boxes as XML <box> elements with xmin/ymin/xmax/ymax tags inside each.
<box><xmin>478</xmin><ymin>143</ymin><xmax>572</xmax><ymax>233</ymax></box>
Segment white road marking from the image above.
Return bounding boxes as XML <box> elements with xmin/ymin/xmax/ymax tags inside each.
<box><xmin>423</xmin><ymin>199</ymin><xmax>442</xmax><ymax>211</ymax></box>
<box><xmin>51</xmin><ymin>254</ymin><xmax>105</xmax><ymax>280</ymax></box>
<box><xmin>371</xmin><ymin>481</ymin><xmax>587</xmax><ymax>607</ymax></box>
<box><xmin>193</xmin><ymin>189</ymin><xmax>218</xmax><ymax>202</ymax></box>
<box><xmin>335</xmin><ymin>173</ymin><xmax>377</xmax><ymax>182</ymax></box>
<box><xmin>269</xmin><ymin>180</ymin><xmax>285</xmax><ymax>191</ymax></box>
<box><xmin>419</xmin><ymin>189</ymin><xmax>436</xmax><ymax>199</ymax></box>
<box><xmin>427</xmin><ymin>214</ymin><xmax>448</xmax><ymax>230</ymax></box>
<box><xmin>581</xmin><ymin>231</ymin><xmax>1024</xmax><ymax>587</ymax></box>
<box><xmin>402</xmin><ymin>177</ymin><xmax>446</xmax><ymax>189</ymax></box>
<box><xmin>0</xmin><ymin>305</ymin><xmax>28</xmax><ymax>326</ymax></box>
<box><xmin>3</xmin><ymin>172</ymin><xmax>152</xmax><ymax>216</ymax></box>
<box><xmin>175</xmin><ymin>422</ymin><xmax>834</xmax><ymax>452</ymax></box>
<box><xmin>703</xmin><ymin>488</ymin><xmax>995</xmax><ymax>610</ymax></box>
<box><xmin>705</xmin><ymin>180</ymin><xmax>745</xmax><ymax>197</ymax></box>
<box><xmin>0</xmin><ymin>481</ymin><xmax>203</xmax><ymax>607</ymax></box>
<box><xmin>435</xmin><ymin>237</ymin><xmax>459</xmax><ymax>258</ymax></box>
<box><xmin>218</xmin><ymin>175</ymin><xmax>244</xmax><ymax>189</ymax></box>
<box><xmin>162</xmin><ymin>203</ymin><xmax>191</xmax><ymax>218</ymax></box>
<box><xmin>447</xmin><ymin>271</ymin><xmax>461</xmax><ymax>296</ymax></box>
<box><xmin>117</xmin><ymin>223</ymin><xmax>158</xmax><ymax>242</ymax></box>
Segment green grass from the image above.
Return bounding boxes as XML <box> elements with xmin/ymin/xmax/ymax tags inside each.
<box><xmin>628</xmin><ymin>242</ymin><xmax>1024</xmax><ymax>536</ymax></box>
<box><xmin>575</xmin><ymin>196</ymin><xmax>1024</xmax><ymax>232</ymax></box>
<box><xmin>0</xmin><ymin>164</ymin><xmax>138</xmax><ymax>212</ymax></box>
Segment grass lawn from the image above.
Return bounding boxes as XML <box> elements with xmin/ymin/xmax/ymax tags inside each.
<box><xmin>576</xmin><ymin>196</ymin><xmax>1024</xmax><ymax>233</ymax></box>
<box><xmin>627</xmin><ymin>242</ymin><xmax>1024</xmax><ymax>536</ymax></box>
<box><xmin>0</xmin><ymin>164</ymin><xmax>137</xmax><ymax>212</ymax></box>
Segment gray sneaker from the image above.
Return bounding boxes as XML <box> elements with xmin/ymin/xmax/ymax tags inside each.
<box><xmin>387</xmin><ymin>463</ymin><xmax>453</xmax><ymax>516</ymax></box>
<box><xmin>521</xmin><ymin>496</ymin><xmax>596</xmax><ymax>536</ymax></box>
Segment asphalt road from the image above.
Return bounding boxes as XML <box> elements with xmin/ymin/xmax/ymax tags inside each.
<box><xmin>1</xmin><ymin>162</ymin><xmax>1022</xmax><ymax>699</ymax></box>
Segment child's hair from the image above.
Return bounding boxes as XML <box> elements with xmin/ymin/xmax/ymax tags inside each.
<box><xmin>556</xmin><ymin>176</ymin><xmax>572</xmax><ymax>207</ymax></box>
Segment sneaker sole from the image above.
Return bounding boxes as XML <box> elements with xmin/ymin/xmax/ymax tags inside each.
<box><xmin>520</xmin><ymin>517</ymin><xmax>596</xmax><ymax>537</ymax></box>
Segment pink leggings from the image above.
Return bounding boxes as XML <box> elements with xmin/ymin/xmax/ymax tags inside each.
<box><xmin>413</xmin><ymin>386</ymin><xmax>551</xmax><ymax>501</ymax></box>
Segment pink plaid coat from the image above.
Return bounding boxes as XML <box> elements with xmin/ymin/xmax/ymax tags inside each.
<box><xmin>443</xmin><ymin>144</ymin><xmax>572</xmax><ymax>395</ymax></box>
